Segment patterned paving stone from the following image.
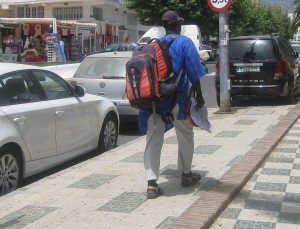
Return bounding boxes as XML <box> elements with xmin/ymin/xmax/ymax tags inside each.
<box><xmin>0</xmin><ymin>205</ymin><xmax>57</xmax><ymax>229</ymax></box>
<box><xmin>261</xmin><ymin>168</ymin><xmax>291</xmax><ymax>176</ymax></box>
<box><xmin>68</xmin><ymin>174</ymin><xmax>117</xmax><ymax>189</ymax></box>
<box><xmin>215</xmin><ymin>131</ymin><xmax>241</xmax><ymax>138</ymax></box>
<box><xmin>286</xmin><ymin>132</ymin><xmax>300</xmax><ymax>137</ymax></box>
<box><xmin>164</xmin><ymin>136</ymin><xmax>177</xmax><ymax>144</ymax></box>
<box><xmin>266</xmin><ymin>157</ymin><xmax>294</xmax><ymax>163</ymax></box>
<box><xmin>233</xmin><ymin>220</ymin><xmax>276</xmax><ymax>229</ymax></box>
<box><xmin>194</xmin><ymin>178</ymin><xmax>220</xmax><ymax>197</ymax></box>
<box><xmin>227</xmin><ymin>155</ymin><xmax>243</xmax><ymax>166</ymax></box>
<box><xmin>194</xmin><ymin>145</ymin><xmax>222</xmax><ymax>154</ymax></box>
<box><xmin>284</xmin><ymin>193</ymin><xmax>300</xmax><ymax>203</ymax></box>
<box><xmin>159</xmin><ymin>164</ymin><xmax>178</xmax><ymax>176</ymax></box>
<box><xmin>155</xmin><ymin>216</ymin><xmax>177</xmax><ymax>229</ymax></box>
<box><xmin>277</xmin><ymin>212</ymin><xmax>300</xmax><ymax>224</ymax></box>
<box><xmin>234</xmin><ymin>120</ymin><xmax>256</xmax><ymax>125</ymax></box>
<box><xmin>293</xmin><ymin>164</ymin><xmax>300</xmax><ymax>169</ymax></box>
<box><xmin>121</xmin><ymin>152</ymin><xmax>143</xmax><ymax>163</ymax></box>
<box><xmin>249</xmin><ymin>174</ymin><xmax>259</xmax><ymax>182</ymax></box>
<box><xmin>254</xmin><ymin>182</ymin><xmax>287</xmax><ymax>192</ymax></box>
<box><xmin>281</xmin><ymin>139</ymin><xmax>299</xmax><ymax>144</ymax></box>
<box><xmin>98</xmin><ymin>192</ymin><xmax>146</xmax><ymax>213</ymax></box>
<box><xmin>244</xmin><ymin>199</ymin><xmax>281</xmax><ymax>212</ymax></box>
<box><xmin>220</xmin><ymin>208</ymin><xmax>242</xmax><ymax>219</ymax></box>
<box><xmin>273</xmin><ymin>147</ymin><xmax>297</xmax><ymax>153</ymax></box>
<box><xmin>250</xmin><ymin>138</ymin><xmax>261</xmax><ymax>146</ymax></box>
<box><xmin>289</xmin><ymin>176</ymin><xmax>300</xmax><ymax>184</ymax></box>
<box><xmin>209</xmin><ymin>114</ymin><xmax>228</xmax><ymax>120</ymax></box>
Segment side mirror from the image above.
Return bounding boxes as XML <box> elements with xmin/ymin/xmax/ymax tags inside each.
<box><xmin>296</xmin><ymin>52</ymin><xmax>299</xmax><ymax>58</ymax></box>
<box><xmin>74</xmin><ymin>85</ymin><xmax>85</xmax><ymax>97</ymax></box>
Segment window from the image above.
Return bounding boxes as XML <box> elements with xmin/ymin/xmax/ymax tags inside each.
<box><xmin>33</xmin><ymin>71</ymin><xmax>73</xmax><ymax>100</ymax></box>
<box><xmin>25</xmin><ymin>6</ymin><xmax>31</xmax><ymax>18</ymax></box>
<box><xmin>53</xmin><ymin>7</ymin><xmax>83</xmax><ymax>20</ymax></box>
<box><xmin>229</xmin><ymin>39</ymin><xmax>276</xmax><ymax>61</ymax></box>
<box><xmin>92</xmin><ymin>7</ymin><xmax>102</xmax><ymax>20</ymax></box>
<box><xmin>0</xmin><ymin>72</ymin><xmax>41</xmax><ymax>105</ymax></box>
<box><xmin>32</xmin><ymin>7</ymin><xmax>37</xmax><ymax>18</ymax></box>
<box><xmin>38</xmin><ymin>6</ymin><xmax>44</xmax><ymax>18</ymax></box>
<box><xmin>17</xmin><ymin>7</ymin><xmax>24</xmax><ymax>18</ymax></box>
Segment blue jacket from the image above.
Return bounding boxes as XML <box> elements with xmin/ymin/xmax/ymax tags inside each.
<box><xmin>138</xmin><ymin>34</ymin><xmax>206</xmax><ymax>134</ymax></box>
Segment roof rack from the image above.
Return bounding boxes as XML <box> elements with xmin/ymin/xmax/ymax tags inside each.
<box><xmin>270</xmin><ymin>33</ymin><xmax>280</xmax><ymax>37</ymax></box>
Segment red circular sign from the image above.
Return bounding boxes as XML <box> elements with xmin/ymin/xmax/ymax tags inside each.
<box><xmin>207</xmin><ymin>0</ymin><xmax>232</xmax><ymax>13</ymax></box>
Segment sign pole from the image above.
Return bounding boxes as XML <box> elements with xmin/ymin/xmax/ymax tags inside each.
<box><xmin>207</xmin><ymin>0</ymin><xmax>232</xmax><ymax>112</ymax></box>
<box><xmin>219</xmin><ymin>11</ymin><xmax>231</xmax><ymax>112</ymax></box>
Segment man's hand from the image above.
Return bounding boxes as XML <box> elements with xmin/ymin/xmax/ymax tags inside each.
<box><xmin>195</xmin><ymin>93</ymin><xmax>205</xmax><ymax>107</ymax></box>
<box><xmin>192</xmin><ymin>80</ymin><xmax>205</xmax><ymax>107</ymax></box>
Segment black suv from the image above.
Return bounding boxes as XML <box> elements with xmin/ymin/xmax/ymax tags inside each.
<box><xmin>215</xmin><ymin>34</ymin><xmax>300</xmax><ymax>106</ymax></box>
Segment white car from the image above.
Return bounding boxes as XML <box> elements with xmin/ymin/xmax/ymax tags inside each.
<box><xmin>0</xmin><ymin>63</ymin><xmax>119</xmax><ymax>196</ymax></box>
<box><xmin>72</xmin><ymin>51</ymin><xmax>139</xmax><ymax>122</ymax></box>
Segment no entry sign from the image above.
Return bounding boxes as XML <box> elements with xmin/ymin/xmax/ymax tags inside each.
<box><xmin>207</xmin><ymin>0</ymin><xmax>232</xmax><ymax>13</ymax></box>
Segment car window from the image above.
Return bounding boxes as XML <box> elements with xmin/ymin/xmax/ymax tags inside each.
<box><xmin>32</xmin><ymin>70</ymin><xmax>73</xmax><ymax>100</ymax></box>
<box><xmin>278</xmin><ymin>38</ymin><xmax>294</xmax><ymax>59</ymax></box>
<box><xmin>229</xmin><ymin>39</ymin><xmax>276</xmax><ymax>61</ymax></box>
<box><xmin>291</xmin><ymin>45</ymin><xmax>300</xmax><ymax>53</ymax></box>
<box><xmin>74</xmin><ymin>57</ymin><xmax>129</xmax><ymax>79</ymax></box>
<box><xmin>0</xmin><ymin>71</ymin><xmax>41</xmax><ymax>106</ymax></box>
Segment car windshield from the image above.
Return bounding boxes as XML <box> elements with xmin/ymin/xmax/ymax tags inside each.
<box><xmin>74</xmin><ymin>56</ymin><xmax>130</xmax><ymax>79</ymax></box>
<box><xmin>291</xmin><ymin>45</ymin><xmax>300</xmax><ymax>53</ymax></box>
<box><xmin>104</xmin><ymin>43</ymin><xmax>137</xmax><ymax>52</ymax></box>
<box><xmin>229</xmin><ymin>39</ymin><xmax>276</xmax><ymax>61</ymax></box>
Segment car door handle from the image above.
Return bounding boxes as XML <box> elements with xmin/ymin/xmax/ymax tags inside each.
<box><xmin>55</xmin><ymin>110</ymin><xmax>65</xmax><ymax>117</ymax></box>
<box><xmin>13</xmin><ymin>117</ymin><xmax>27</xmax><ymax>124</ymax></box>
<box><xmin>98</xmin><ymin>92</ymin><xmax>107</xmax><ymax>96</ymax></box>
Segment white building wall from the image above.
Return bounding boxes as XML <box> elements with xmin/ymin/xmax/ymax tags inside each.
<box><xmin>4</xmin><ymin>0</ymin><xmax>149</xmax><ymax>42</ymax></box>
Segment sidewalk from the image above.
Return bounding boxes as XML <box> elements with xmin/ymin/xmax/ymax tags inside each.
<box><xmin>0</xmin><ymin>104</ymin><xmax>299</xmax><ymax>229</ymax></box>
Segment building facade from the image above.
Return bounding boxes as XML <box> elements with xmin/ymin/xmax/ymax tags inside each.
<box><xmin>0</xmin><ymin>0</ymin><xmax>149</xmax><ymax>43</ymax></box>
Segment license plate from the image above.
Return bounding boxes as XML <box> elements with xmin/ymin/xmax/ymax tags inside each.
<box><xmin>236</xmin><ymin>66</ymin><xmax>260</xmax><ymax>72</ymax></box>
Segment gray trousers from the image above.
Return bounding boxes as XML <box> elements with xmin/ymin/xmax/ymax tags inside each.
<box><xmin>144</xmin><ymin>104</ymin><xmax>194</xmax><ymax>181</ymax></box>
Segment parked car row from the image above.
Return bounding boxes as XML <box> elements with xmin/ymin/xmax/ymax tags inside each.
<box><xmin>0</xmin><ymin>63</ymin><xmax>119</xmax><ymax>196</ymax></box>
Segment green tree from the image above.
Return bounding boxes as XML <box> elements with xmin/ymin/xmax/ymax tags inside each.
<box><xmin>126</xmin><ymin>0</ymin><xmax>219</xmax><ymax>41</ymax></box>
<box><xmin>127</xmin><ymin>0</ymin><xmax>293</xmax><ymax>40</ymax></box>
<box><xmin>292</xmin><ymin>0</ymin><xmax>300</xmax><ymax>33</ymax></box>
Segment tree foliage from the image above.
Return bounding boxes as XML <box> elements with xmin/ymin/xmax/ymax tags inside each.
<box><xmin>292</xmin><ymin>0</ymin><xmax>300</xmax><ymax>33</ymax></box>
<box><xmin>126</xmin><ymin>0</ymin><xmax>293</xmax><ymax>39</ymax></box>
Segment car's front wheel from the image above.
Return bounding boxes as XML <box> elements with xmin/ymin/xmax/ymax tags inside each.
<box><xmin>0</xmin><ymin>146</ymin><xmax>21</xmax><ymax>196</ymax></box>
<box><xmin>98</xmin><ymin>114</ymin><xmax>118</xmax><ymax>153</ymax></box>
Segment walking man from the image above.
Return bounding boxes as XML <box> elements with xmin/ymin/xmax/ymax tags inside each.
<box><xmin>139</xmin><ymin>10</ymin><xmax>207</xmax><ymax>199</ymax></box>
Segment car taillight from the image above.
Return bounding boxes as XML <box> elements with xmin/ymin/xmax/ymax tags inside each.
<box><xmin>216</xmin><ymin>59</ymin><xmax>220</xmax><ymax>76</ymax></box>
<box><xmin>275</xmin><ymin>60</ymin><xmax>285</xmax><ymax>77</ymax></box>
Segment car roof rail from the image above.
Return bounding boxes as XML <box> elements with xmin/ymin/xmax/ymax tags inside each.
<box><xmin>270</xmin><ymin>33</ymin><xmax>280</xmax><ymax>37</ymax></box>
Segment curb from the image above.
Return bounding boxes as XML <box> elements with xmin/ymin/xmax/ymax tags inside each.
<box><xmin>169</xmin><ymin>104</ymin><xmax>300</xmax><ymax>229</ymax></box>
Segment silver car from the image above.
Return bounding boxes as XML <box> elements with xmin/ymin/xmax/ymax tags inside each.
<box><xmin>0</xmin><ymin>63</ymin><xmax>119</xmax><ymax>196</ymax></box>
<box><xmin>73</xmin><ymin>51</ymin><xmax>139</xmax><ymax>122</ymax></box>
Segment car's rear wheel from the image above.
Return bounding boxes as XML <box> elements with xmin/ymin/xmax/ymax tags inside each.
<box><xmin>283</xmin><ymin>80</ymin><xmax>295</xmax><ymax>104</ymax></box>
<box><xmin>0</xmin><ymin>146</ymin><xmax>21</xmax><ymax>196</ymax></box>
<box><xmin>98</xmin><ymin>114</ymin><xmax>118</xmax><ymax>153</ymax></box>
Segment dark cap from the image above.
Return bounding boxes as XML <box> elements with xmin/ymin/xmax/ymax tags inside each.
<box><xmin>162</xmin><ymin>10</ymin><xmax>184</xmax><ymax>24</ymax></box>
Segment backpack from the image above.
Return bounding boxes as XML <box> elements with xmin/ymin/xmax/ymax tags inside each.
<box><xmin>126</xmin><ymin>35</ymin><xmax>181</xmax><ymax>111</ymax></box>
